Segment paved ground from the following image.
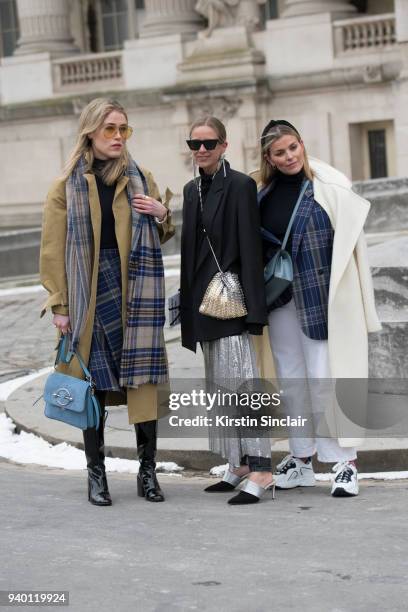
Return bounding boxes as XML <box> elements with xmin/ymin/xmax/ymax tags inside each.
<box><xmin>1</xmin><ymin>460</ymin><xmax>408</xmax><ymax>612</ymax></box>
<box><xmin>0</xmin><ymin>288</ymin><xmax>54</xmax><ymax>382</ymax></box>
<box><xmin>1</xmin><ymin>270</ymin><xmax>408</xmax><ymax>611</ymax></box>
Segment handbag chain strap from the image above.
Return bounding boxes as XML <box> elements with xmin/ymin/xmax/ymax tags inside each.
<box><xmin>198</xmin><ymin>177</ymin><xmax>310</xmax><ymax>267</ymax></box>
<box><xmin>197</xmin><ymin>178</ymin><xmax>224</xmax><ymax>275</ymax></box>
<box><xmin>280</xmin><ymin>179</ymin><xmax>310</xmax><ymax>251</ymax></box>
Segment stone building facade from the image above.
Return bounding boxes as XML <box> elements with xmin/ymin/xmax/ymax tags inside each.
<box><xmin>0</xmin><ymin>0</ymin><xmax>407</xmax><ymax>227</ymax></box>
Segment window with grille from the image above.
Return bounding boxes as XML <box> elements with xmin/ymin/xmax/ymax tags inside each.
<box><xmin>261</xmin><ymin>0</ymin><xmax>278</xmax><ymax>23</ymax></box>
<box><xmin>349</xmin><ymin>121</ymin><xmax>394</xmax><ymax>181</ymax></box>
<box><xmin>101</xmin><ymin>0</ymin><xmax>129</xmax><ymax>51</ymax></box>
<box><xmin>0</xmin><ymin>0</ymin><xmax>19</xmax><ymax>57</ymax></box>
<box><xmin>368</xmin><ymin>129</ymin><xmax>388</xmax><ymax>179</ymax></box>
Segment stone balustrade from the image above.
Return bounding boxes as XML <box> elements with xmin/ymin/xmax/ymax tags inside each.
<box><xmin>52</xmin><ymin>52</ymin><xmax>123</xmax><ymax>93</ymax></box>
<box><xmin>334</xmin><ymin>13</ymin><xmax>396</xmax><ymax>55</ymax></box>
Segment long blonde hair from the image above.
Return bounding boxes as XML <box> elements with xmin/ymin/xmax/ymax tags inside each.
<box><xmin>62</xmin><ymin>98</ymin><xmax>130</xmax><ymax>185</ymax></box>
<box><xmin>260</xmin><ymin>124</ymin><xmax>313</xmax><ymax>187</ymax></box>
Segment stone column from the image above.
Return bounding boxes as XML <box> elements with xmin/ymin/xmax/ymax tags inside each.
<box><xmin>394</xmin><ymin>0</ymin><xmax>408</xmax><ymax>176</ymax></box>
<box><xmin>394</xmin><ymin>0</ymin><xmax>408</xmax><ymax>80</ymax></box>
<box><xmin>141</xmin><ymin>0</ymin><xmax>203</xmax><ymax>37</ymax></box>
<box><xmin>236</xmin><ymin>0</ymin><xmax>267</xmax><ymax>30</ymax></box>
<box><xmin>282</xmin><ymin>0</ymin><xmax>356</xmax><ymax>18</ymax></box>
<box><xmin>395</xmin><ymin>0</ymin><xmax>408</xmax><ymax>44</ymax></box>
<box><xmin>14</xmin><ymin>0</ymin><xmax>78</xmax><ymax>57</ymax></box>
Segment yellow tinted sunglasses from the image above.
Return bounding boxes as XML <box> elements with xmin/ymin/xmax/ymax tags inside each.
<box><xmin>102</xmin><ymin>124</ymin><xmax>133</xmax><ymax>140</ymax></box>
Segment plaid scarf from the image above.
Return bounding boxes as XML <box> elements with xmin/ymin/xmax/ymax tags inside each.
<box><xmin>66</xmin><ymin>155</ymin><xmax>168</xmax><ymax>387</ymax></box>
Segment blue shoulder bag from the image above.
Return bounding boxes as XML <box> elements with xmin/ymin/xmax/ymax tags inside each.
<box><xmin>43</xmin><ymin>335</ymin><xmax>101</xmax><ymax>431</ymax></box>
<box><xmin>264</xmin><ymin>179</ymin><xmax>309</xmax><ymax>308</ymax></box>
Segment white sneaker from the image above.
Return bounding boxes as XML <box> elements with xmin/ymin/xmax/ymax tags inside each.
<box><xmin>274</xmin><ymin>454</ymin><xmax>316</xmax><ymax>489</ymax></box>
<box><xmin>331</xmin><ymin>461</ymin><xmax>359</xmax><ymax>497</ymax></box>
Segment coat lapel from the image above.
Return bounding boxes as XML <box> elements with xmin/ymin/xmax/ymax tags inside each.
<box><xmin>313</xmin><ymin>178</ymin><xmax>370</xmax><ymax>304</ymax></box>
<box><xmin>183</xmin><ymin>181</ymin><xmax>200</xmax><ymax>289</ymax></box>
<box><xmin>112</xmin><ymin>175</ymin><xmax>130</xmax><ymax>319</ymax></box>
<box><xmin>201</xmin><ymin>166</ymin><xmax>227</xmax><ymax>235</ymax></box>
<box><xmin>195</xmin><ymin>164</ymin><xmax>232</xmax><ymax>274</ymax></box>
<box><xmin>258</xmin><ymin>178</ymin><xmax>281</xmax><ymax>246</ymax></box>
<box><xmin>113</xmin><ymin>174</ymin><xmax>130</xmax><ymax>248</ymax></box>
<box><xmin>291</xmin><ymin>181</ymin><xmax>314</xmax><ymax>261</ymax></box>
<box><xmin>84</xmin><ymin>173</ymin><xmax>101</xmax><ymax>251</ymax></box>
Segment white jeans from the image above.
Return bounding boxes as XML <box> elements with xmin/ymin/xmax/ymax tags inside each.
<box><xmin>267</xmin><ymin>300</ymin><xmax>356</xmax><ymax>464</ymax></box>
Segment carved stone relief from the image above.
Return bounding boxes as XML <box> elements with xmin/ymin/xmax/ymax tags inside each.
<box><xmin>195</xmin><ymin>0</ymin><xmax>266</xmax><ymax>36</ymax></box>
<box><xmin>187</xmin><ymin>96</ymin><xmax>242</xmax><ymax>122</ymax></box>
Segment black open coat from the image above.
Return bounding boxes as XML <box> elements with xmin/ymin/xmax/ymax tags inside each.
<box><xmin>180</xmin><ymin>161</ymin><xmax>267</xmax><ymax>352</ymax></box>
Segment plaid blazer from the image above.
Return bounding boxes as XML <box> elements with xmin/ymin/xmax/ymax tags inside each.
<box><xmin>259</xmin><ymin>180</ymin><xmax>334</xmax><ymax>340</ymax></box>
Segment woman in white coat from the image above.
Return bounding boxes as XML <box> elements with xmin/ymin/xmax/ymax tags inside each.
<box><xmin>257</xmin><ymin>119</ymin><xmax>381</xmax><ymax>497</ymax></box>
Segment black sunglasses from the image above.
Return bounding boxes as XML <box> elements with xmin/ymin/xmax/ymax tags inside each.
<box><xmin>186</xmin><ymin>139</ymin><xmax>220</xmax><ymax>151</ymax></box>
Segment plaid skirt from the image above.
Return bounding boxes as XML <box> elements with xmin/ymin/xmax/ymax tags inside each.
<box><xmin>88</xmin><ymin>248</ymin><xmax>123</xmax><ymax>391</ymax></box>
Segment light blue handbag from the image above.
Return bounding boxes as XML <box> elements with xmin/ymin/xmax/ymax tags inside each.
<box><xmin>44</xmin><ymin>335</ymin><xmax>101</xmax><ymax>431</ymax></box>
<box><xmin>264</xmin><ymin>180</ymin><xmax>309</xmax><ymax>308</ymax></box>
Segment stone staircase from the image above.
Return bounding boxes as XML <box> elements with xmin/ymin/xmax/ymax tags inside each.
<box><xmin>368</xmin><ymin>236</ymin><xmax>408</xmax><ymax>383</ymax></box>
<box><xmin>0</xmin><ymin>228</ymin><xmax>41</xmax><ymax>279</ymax></box>
<box><xmin>351</xmin><ymin>177</ymin><xmax>407</xmax><ymax>382</ymax></box>
<box><xmin>354</xmin><ymin>176</ymin><xmax>408</xmax><ymax>239</ymax></box>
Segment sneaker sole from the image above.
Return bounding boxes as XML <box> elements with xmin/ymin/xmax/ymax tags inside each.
<box><xmin>276</xmin><ymin>482</ymin><xmax>316</xmax><ymax>490</ymax></box>
<box><xmin>331</xmin><ymin>487</ymin><xmax>358</xmax><ymax>497</ymax></box>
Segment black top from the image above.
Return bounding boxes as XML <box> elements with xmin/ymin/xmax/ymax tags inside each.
<box><xmin>195</xmin><ymin>167</ymin><xmax>215</xmax><ymax>270</ymax></box>
<box><xmin>260</xmin><ymin>168</ymin><xmax>304</xmax><ymax>256</ymax></box>
<box><xmin>180</xmin><ymin>161</ymin><xmax>267</xmax><ymax>352</ymax></box>
<box><xmin>93</xmin><ymin>158</ymin><xmax>118</xmax><ymax>249</ymax></box>
<box><xmin>199</xmin><ymin>166</ymin><xmax>214</xmax><ymax>200</ymax></box>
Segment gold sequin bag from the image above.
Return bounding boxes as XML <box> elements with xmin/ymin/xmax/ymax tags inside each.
<box><xmin>197</xmin><ymin>177</ymin><xmax>247</xmax><ymax>320</ymax></box>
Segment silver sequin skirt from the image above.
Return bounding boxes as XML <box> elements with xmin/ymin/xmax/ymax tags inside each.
<box><xmin>202</xmin><ymin>332</ymin><xmax>271</xmax><ymax>468</ymax></box>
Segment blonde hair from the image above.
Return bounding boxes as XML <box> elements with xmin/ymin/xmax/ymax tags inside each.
<box><xmin>62</xmin><ymin>98</ymin><xmax>130</xmax><ymax>185</ymax></box>
<box><xmin>259</xmin><ymin>124</ymin><xmax>313</xmax><ymax>187</ymax></box>
<box><xmin>189</xmin><ymin>115</ymin><xmax>227</xmax><ymax>142</ymax></box>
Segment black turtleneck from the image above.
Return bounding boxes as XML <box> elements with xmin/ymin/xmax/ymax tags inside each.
<box><xmin>93</xmin><ymin>158</ymin><xmax>118</xmax><ymax>249</ymax></box>
<box><xmin>260</xmin><ymin>168</ymin><xmax>305</xmax><ymax>254</ymax></box>
<box><xmin>199</xmin><ymin>167</ymin><xmax>214</xmax><ymax>203</ymax></box>
<box><xmin>195</xmin><ymin>167</ymin><xmax>216</xmax><ymax>265</ymax></box>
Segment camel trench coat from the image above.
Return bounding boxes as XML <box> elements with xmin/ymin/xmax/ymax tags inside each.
<box><xmin>40</xmin><ymin>168</ymin><xmax>175</xmax><ymax>424</ymax></box>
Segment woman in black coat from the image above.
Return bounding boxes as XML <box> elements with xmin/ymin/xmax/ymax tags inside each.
<box><xmin>180</xmin><ymin>116</ymin><xmax>275</xmax><ymax>504</ymax></box>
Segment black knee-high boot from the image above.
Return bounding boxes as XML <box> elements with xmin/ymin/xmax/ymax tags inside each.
<box><xmin>134</xmin><ymin>420</ymin><xmax>164</xmax><ymax>502</ymax></box>
<box><xmin>83</xmin><ymin>391</ymin><xmax>112</xmax><ymax>506</ymax></box>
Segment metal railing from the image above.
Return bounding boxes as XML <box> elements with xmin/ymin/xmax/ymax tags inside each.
<box><xmin>334</xmin><ymin>13</ymin><xmax>396</xmax><ymax>55</ymax></box>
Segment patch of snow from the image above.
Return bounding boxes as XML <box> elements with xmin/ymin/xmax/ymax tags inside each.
<box><xmin>0</xmin><ymin>367</ymin><xmax>52</xmax><ymax>401</ymax></box>
<box><xmin>210</xmin><ymin>464</ymin><xmax>228</xmax><ymax>477</ymax></box>
<box><xmin>164</xmin><ymin>268</ymin><xmax>180</xmax><ymax>278</ymax></box>
<box><xmin>0</xmin><ymin>285</ymin><xmax>45</xmax><ymax>297</ymax></box>
<box><xmin>0</xmin><ymin>413</ymin><xmax>183</xmax><ymax>474</ymax></box>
